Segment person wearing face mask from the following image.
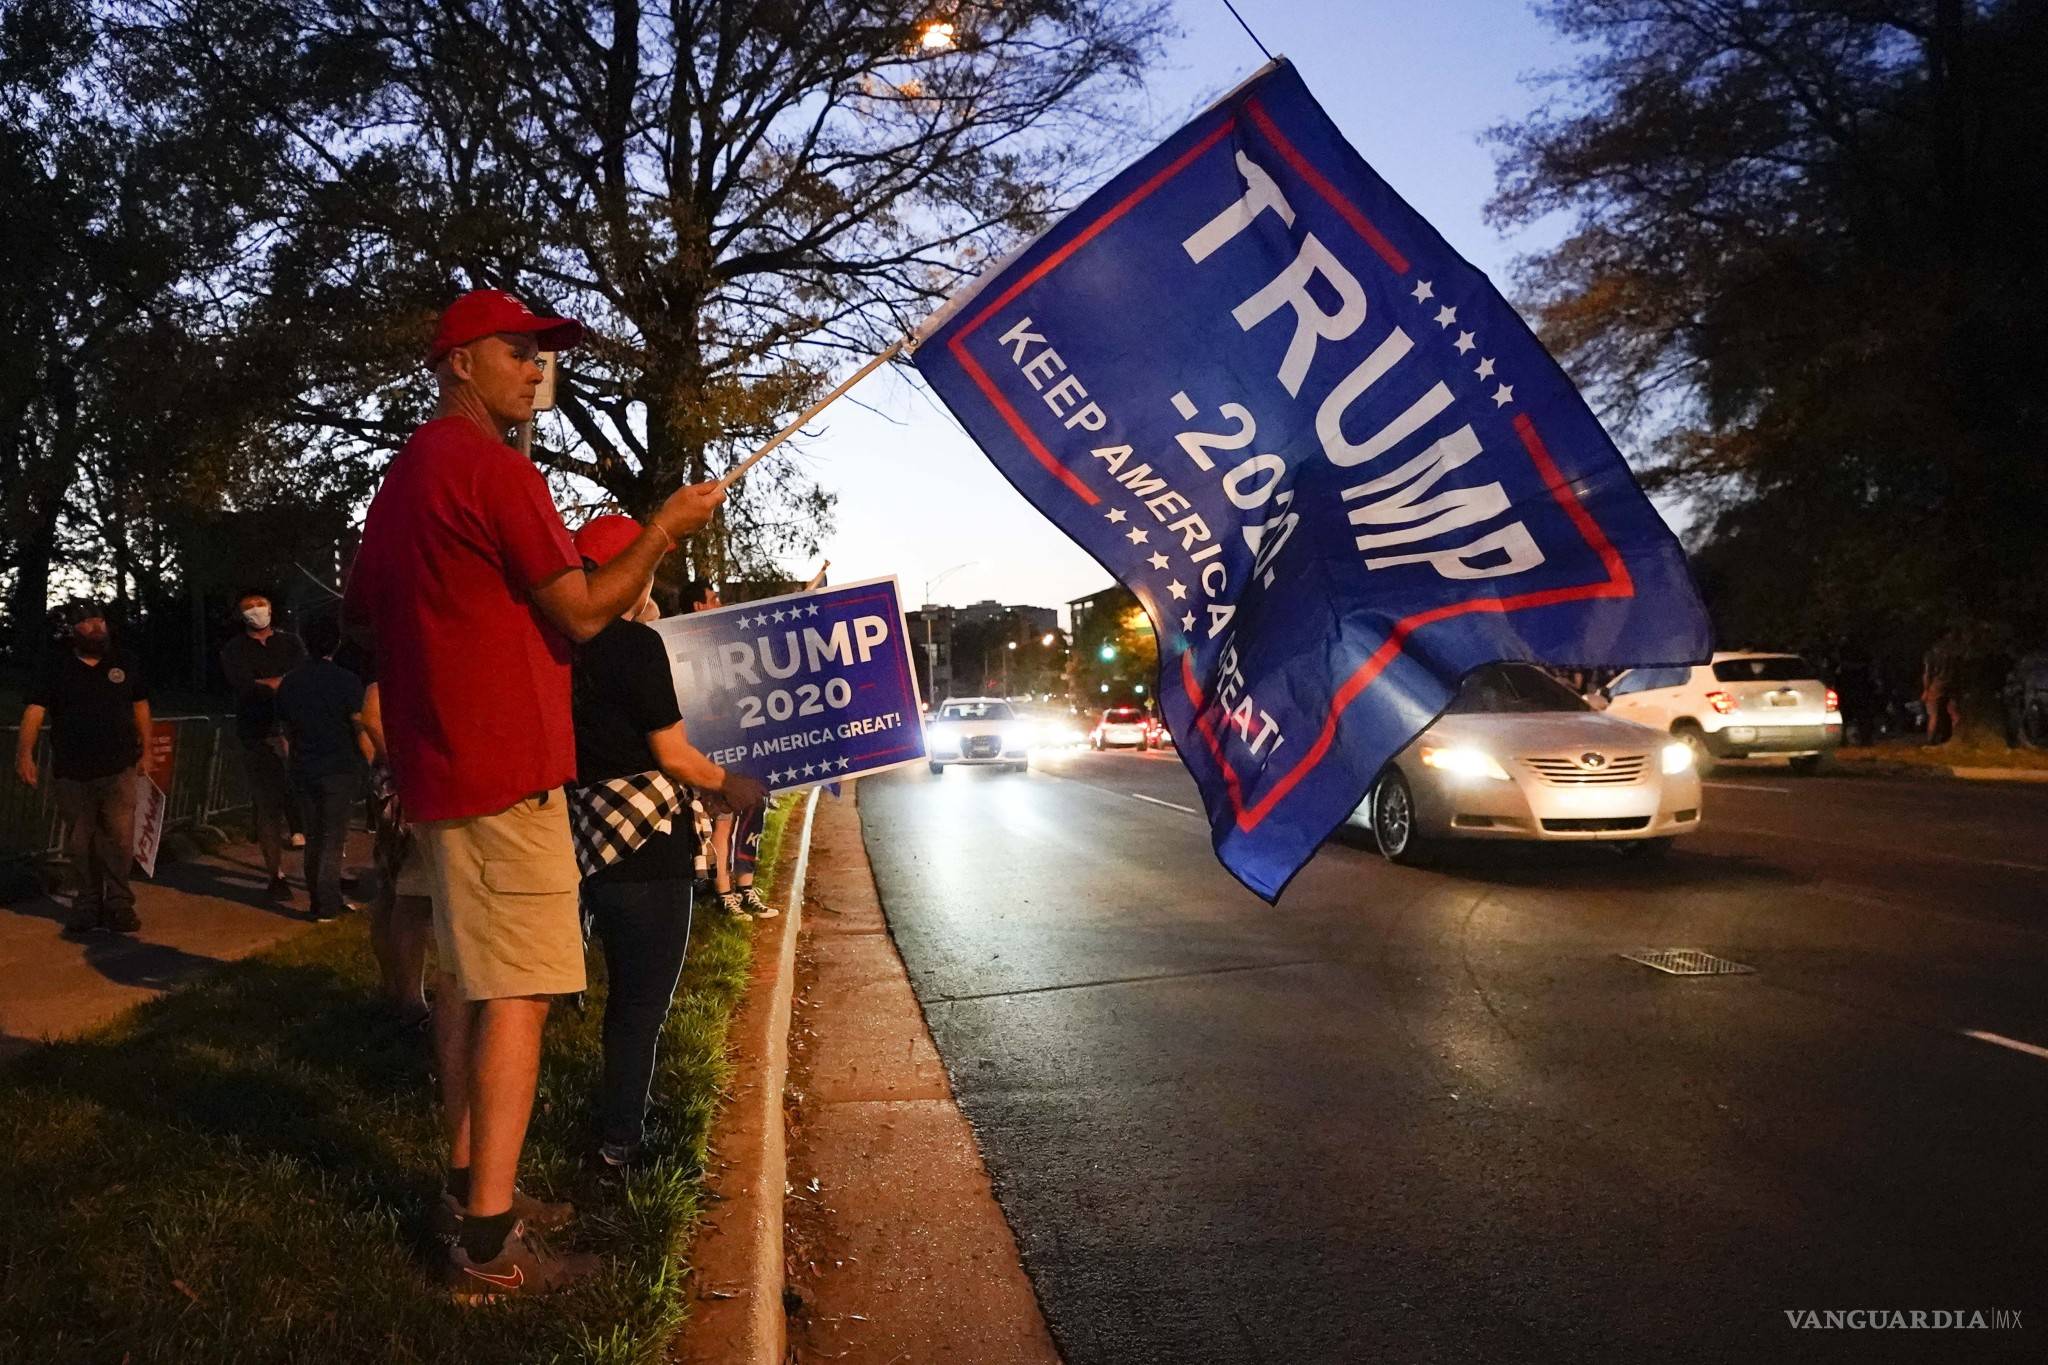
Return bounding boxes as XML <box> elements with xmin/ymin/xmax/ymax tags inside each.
<box><xmin>14</xmin><ymin>601</ymin><xmax>152</xmax><ymax>935</ymax></box>
<box><xmin>344</xmin><ymin>288</ymin><xmax>725</xmax><ymax>1298</ymax></box>
<box><xmin>219</xmin><ymin>590</ymin><xmax>307</xmax><ymax>898</ymax></box>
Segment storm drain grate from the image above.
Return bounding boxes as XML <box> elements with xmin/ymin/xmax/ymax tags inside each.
<box><xmin>1619</xmin><ymin>949</ymin><xmax>1756</xmax><ymax>977</ymax></box>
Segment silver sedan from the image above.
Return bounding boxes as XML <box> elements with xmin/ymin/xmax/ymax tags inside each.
<box><xmin>1349</xmin><ymin>663</ymin><xmax>1704</xmax><ymax>863</ymax></box>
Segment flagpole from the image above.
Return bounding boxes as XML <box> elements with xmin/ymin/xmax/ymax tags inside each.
<box><xmin>720</xmin><ymin>340</ymin><xmax>907</xmax><ymax>488</ymax></box>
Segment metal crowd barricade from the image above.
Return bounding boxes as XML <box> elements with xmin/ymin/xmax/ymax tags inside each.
<box><xmin>0</xmin><ymin>715</ymin><xmax>252</xmax><ymax>865</ymax></box>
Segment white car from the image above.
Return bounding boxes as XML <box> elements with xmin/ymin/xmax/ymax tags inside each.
<box><xmin>926</xmin><ymin>698</ymin><xmax>1031</xmax><ymax>773</ymax></box>
<box><xmin>1349</xmin><ymin>664</ymin><xmax>1703</xmax><ymax>863</ymax></box>
<box><xmin>1596</xmin><ymin>652</ymin><xmax>1841</xmax><ymax>775</ymax></box>
<box><xmin>1090</xmin><ymin>706</ymin><xmax>1155</xmax><ymax>750</ymax></box>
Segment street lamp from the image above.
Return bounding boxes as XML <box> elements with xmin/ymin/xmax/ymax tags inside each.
<box><xmin>921</xmin><ymin>560</ymin><xmax>974</xmax><ymax>703</ymax></box>
<box><xmin>1098</xmin><ymin>643</ymin><xmax>1116</xmax><ymax>662</ymax></box>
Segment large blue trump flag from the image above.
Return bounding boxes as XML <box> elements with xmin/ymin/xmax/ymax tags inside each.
<box><xmin>911</xmin><ymin>60</ymin><xmax>1710</xmax><ymax>900</ymax></box>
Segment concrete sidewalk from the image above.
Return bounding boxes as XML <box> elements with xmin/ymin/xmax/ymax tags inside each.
<box><xmin>0</xmin><ymin>834</ymin><xmax>361</xmax><ymax>1061</ymax></box>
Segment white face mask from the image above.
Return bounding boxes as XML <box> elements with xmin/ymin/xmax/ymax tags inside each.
<box><xmin>242</xmin><ymin>606</ymin><xmax>272</xmax><ymax>630</ymax></box>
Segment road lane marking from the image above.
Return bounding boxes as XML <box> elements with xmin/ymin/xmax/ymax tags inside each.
<box><xmin>1130</xmin><ymin>792</ymin><xmax>1199</xmax><ymax>815</ymax></box>
<box><xmin>1703</xmin><ymin>781</ymin><xmax>1791</xmax><ymax>794</ymax></box>
<box><xmin>1962</xmin><ymin>1030</ymin><xmax>2048</xmax><ymax>1062</ymax></box>
<box><xmin>1711</xmin><ymin>823</ymin><xmax>2048</xmax><ymax>875</ymax></box>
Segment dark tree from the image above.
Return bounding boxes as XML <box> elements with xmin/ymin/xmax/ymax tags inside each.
<box><xmin>1492</xmin><ymin>0</ymin><xmax>2048</xmax><ymax>728</ymax></box>
<box><xmin>126</xmin><ymin>0</ymin><xmax>1172</xmax><ymax>584</ymax></box>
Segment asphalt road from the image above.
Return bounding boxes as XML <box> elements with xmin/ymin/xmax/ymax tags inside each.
<box><xmin>859</xmin><ymin>751</ymin><xmax>2048</xmax><ymax>1363</ymax></box>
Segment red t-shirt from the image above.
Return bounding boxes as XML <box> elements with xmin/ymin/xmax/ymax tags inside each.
<box><xmin>345</xmin><ymin>416</ymin><xmax>582</xmax><ymax>821</ymax></box>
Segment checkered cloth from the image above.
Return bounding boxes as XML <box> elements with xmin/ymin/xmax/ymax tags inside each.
<box><xmin>566</xmin><ymin>771</ymin><xmax>692</xmax><ymax>878</ymax></box>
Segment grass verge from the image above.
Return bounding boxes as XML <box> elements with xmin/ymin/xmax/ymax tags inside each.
<box><xmin>1834</xmin><ymin>737</ymin><xmax>2048</xmax><ymax>774</ymax></box>
<box><xmin>0</xmin><ymin>795</ymin><xmax>798</xmax><ymax>1364</ymax></box>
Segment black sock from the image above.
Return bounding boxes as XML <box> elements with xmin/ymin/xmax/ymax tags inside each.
<box><xmin>459</xmin><ymin>1208</ymin><xmax>517</xmax><ymax>1262</ymax></box>
<box><xmin>446</xmin><ymin>1166</ymin><xmax>470</xmax><ymax>1202</ymax></box>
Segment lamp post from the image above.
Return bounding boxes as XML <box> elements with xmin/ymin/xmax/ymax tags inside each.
<box><xmin>921</xmin><ymin>561</ymin><xmax>974</xmax><ymax>702</ymax></box>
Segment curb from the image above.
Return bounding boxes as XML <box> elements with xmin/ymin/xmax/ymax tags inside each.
<box><xmin>1833</xmin><ymin>760</ymin><xmax>2048</xmax><ymax>784</ymax></box>
<box><xmin>676</xmin><ymin>786</ymin><xmax>821</xmax><ymax>1365</ymax></box>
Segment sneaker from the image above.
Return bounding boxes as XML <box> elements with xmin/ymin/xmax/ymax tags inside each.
<box><xmin>429</xmin><ymin>1186</ymin><xmax>578</xmax><ymax>1244</ymax></box>
<box><xmin>267</xmin><ymin>875</ymin><xmax>292</xmax><ymax>899</ymax></box>
<box><xmin>737</xmin><ymin>887</ymin><xmax>779</xmax><ymax>920</ymax></box>
<box><xmin>582</xmin><ymin>1141</ymin><xmax>644</xmax><ymax>1185</ymax></box>
<box><xmin>718</xmin><ymin>890</ymin><xmax>748</xmax><ymax>919</ymax></box>
<box><xmin>444</xmin><ymin>1219</ymin><xmax>599</xmax><ymax>1301</ymax></box>
<box><xmin>104</xmin><ymin>905</ymin><xmax>141</xmax><ymax>934</ymax></box>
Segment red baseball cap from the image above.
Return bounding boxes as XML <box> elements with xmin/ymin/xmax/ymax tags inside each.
<box><xmin>573</xmin><ymin>514</ymin><xmax>643</xmax><ymax>567</ymax></box>
<box><xmin>427</xmin><ymin>288</ymin><xmax>585</xmax><ymax>368</ymax></box>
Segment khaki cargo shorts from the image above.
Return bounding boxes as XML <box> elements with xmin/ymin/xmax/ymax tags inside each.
<box><xmin>414</xmin><ymin>790</ymin><xmax>585</xmax><ymax>1002</ymax></box>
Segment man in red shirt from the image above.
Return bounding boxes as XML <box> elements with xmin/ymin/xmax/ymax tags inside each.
<box><xmin>345</xmin><ymin>288</ymin><xmax>723</xmax><ymax>1297</ymax></box>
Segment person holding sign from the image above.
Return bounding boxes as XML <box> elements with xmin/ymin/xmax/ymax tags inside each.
<box><xmin>566</xmin><ymin>517</ymin><xmax>767</xmax><ymax>1175</ymax></box>
<box><xmin>344</xmin><ymin>289</ymin><xmax>725</xmax><ymax>1299</ymax></box>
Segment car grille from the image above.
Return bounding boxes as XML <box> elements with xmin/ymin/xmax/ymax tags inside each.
<box><xmin>1523</xmin><ymin>754</ymin><xmax>1648</xmax><ymax>785</ymax></box>
<box><xmin>964</xmin><ymin>734</ymin><xmax>1002</xmax><ymax>759</ymax></box>
<box><xmin>1540</xmin><ymin>816</ymin><xmax>1652</xmax><ymax>833</ymax></box>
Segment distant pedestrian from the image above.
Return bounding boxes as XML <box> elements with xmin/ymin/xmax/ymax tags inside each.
<box><xmin>344</xmin><ymin>287</ymin><xmax>724</xmax><ymax>1298</ymax></box>
<box><xmin>12</xmin><ymin>601</ymin><xmax>150</xmax><ymax>934</ymax></box>
<box><xmin>275</xmin><ymin>615</ymin><xmax>370</xmax><ymax>921</ymax></box>
<box><xmin>567</xmin><ymin>518</ymin><xmax>767</xmax><ymax>1175</ymax></box>
<box><xmin>220</xmin><ymin>591</ymin><xmax>306</xmax><ymax>896</ymax></box>
<box><xmin>1921</xmin><ymin>647</ymin><xmax>1959</xmax><ymax>745</ymax></box>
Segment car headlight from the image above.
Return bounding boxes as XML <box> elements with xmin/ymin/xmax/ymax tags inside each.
<box><xmin>1420</xmin><ymin>746</ymin><xmax>1509</xmax><ymax>781</ymax></box>
<box><xmin>929</xmin><ymin>724</ymin><xmax>961</xmax><ymax>754</ymax></box>
<box><xmin>1661</xmin><ymin>741</ymin><xmax>1694</xmax><ymax>775</ymax></box>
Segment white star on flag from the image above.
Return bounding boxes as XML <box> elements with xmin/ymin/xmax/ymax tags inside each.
<box><xmin>1434</xmin><ymin>305</ymin><xmax>1457</xmax><ymax>328</ymax></box>
<box><xmin>1181</xmin><ymin>611</ymin><xmax>1196</xmax><ymax>631</ymax></box>
<box><xmin>759</xmin><ymin>613</ymin><xmax>774</xmax><ymax>628</ymax></box>
<box><xmin>1147</xmin><ymin>552</ymin><xmax>1169</xmax><ymax>570</ymax></box>
<box><xmin>801</xmin><ymin>763</ymin><xmax>816</xmax><ymax>777</ymax></box>
<box><xmin>1475</xmin><ymin>357</ymin><xmax>1496</xmax><ymax>380</ymax></box>
<box><xmin>1453</xmin><ymin>331</ymin><xmax>1476</xmax><ymax>354</ymax></box>
<box><xmin>1168</xmin><ymin>580</ymin><xmax>1188</xmax><ymax>600</ymax></box>
<box><xmin>1126</xmin><ymin>527</ymin><xmax>1148</xmax><ymax>545</ymax></box>
<box><xmin>838</xmin><ymin>757</ymin><xmax>852</xmax><ymax>771</ymax></box>
<box><xmin>1411</xmin><ymin>280</ymin><xmax>1434</xmax><ymax>303</ymax></box>
<box><xmin>1492</xmin><ymin>384</ymin><xmax>1514</xmax><ymax>407</ymax></box>
<box><xmin>772</xmin><ymin>609</ymin><xmax>787</xmax><ymax>623</ymax></box>
<box><xmin>1106</xmin><ymin>508</ymin><xmax>1127</xmax><ymax>523</ymax></box>
<box><xmin>807</xmin><ymin>604</ymin><xmax>820</xmax><ymax>617</ymax></box>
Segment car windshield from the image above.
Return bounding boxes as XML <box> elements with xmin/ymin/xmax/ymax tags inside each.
<box><xmin>1446</xmin><ymin>664</ymin><xmax>1590</xmax><ymax>714</ymax></box>
<box><xmin>1712</xmin><ymin>656</ymin><xmax>1815</xmax><ymax>683</ymax></box>
<box><xmin>1104</xmin><ymin>709</ymin><xmax>1144</xmax><ymax>723</ymax></box>
<box><xmin>937</xmin><ymin>701</ymin><xmax>1013</xmax><ymax>721</ymax></box>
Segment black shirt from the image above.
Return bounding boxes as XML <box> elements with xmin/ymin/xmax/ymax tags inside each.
<box><xmin>572</xmin><ymin>618</ymin><xmax>694</xmax><ymax>884</ymax></box>
<box><xmin>27</xmin><ymin>650</ymin><xmax>150</xmax><ymax>781</ymax></box>
<box><xmin>219</xmin><ymin>631</ymin><xmax>308</xmax><ymax>744</ymax></box>
<box><xmin>275</xmin><ymin>657</ymin><xmax>368</xmax><ymax>786</ymax></box>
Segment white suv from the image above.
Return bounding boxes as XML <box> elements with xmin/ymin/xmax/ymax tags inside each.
<box><xmin>1596</xmin><ymin>652</ymin><xmax>1841</xmax><ymax>775</ymax></box>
